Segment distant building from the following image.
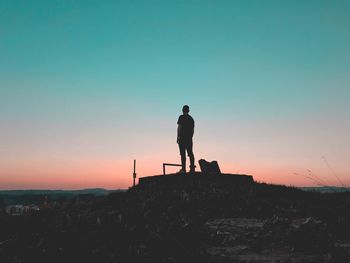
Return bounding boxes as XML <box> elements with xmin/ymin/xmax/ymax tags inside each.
<box><xmin>5</xmin><ymin>204</ymin><xmax>40</xmax><ymax>216</ymax></box>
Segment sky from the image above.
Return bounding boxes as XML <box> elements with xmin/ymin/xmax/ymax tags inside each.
<box><xmin>0</xmin><ymin>0</ymin><xmax>350</xmax><ymax>189</ymax></box>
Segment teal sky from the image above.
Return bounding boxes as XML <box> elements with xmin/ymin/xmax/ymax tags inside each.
<box><xmin>1</xmin><ymin>0</ymin><xmax>349</xmax><ymax>189</ymax></box>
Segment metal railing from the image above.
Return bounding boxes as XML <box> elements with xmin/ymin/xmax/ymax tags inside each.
<box><xmin>163</xmin><ymin>163</ymin><xmax>182</xmax><ymax>175</ymax></box>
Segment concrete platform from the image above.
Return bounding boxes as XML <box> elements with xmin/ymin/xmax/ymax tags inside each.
<box><xmin>138</xmin><ymin>172</ymin><xmax>254</xmax><ymax>187</ymax></box>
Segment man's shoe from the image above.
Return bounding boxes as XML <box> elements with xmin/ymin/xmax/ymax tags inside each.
<box><xmin>177</xmin><ymin>169</ymin><xmax>186</xmax><ymax>174</ymax></box>
<box><xmin>189</xmin><ymin>165</ymin><xmax>196</xmax><ymax>174</ymax></box>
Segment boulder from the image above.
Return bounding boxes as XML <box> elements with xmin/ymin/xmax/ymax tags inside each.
<box><xmin>199</xmin><ymin>159</ymin><xmax>222</xmax><ymax>176</ymax></box>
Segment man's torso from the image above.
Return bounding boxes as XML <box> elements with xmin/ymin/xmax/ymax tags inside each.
<box><xmin>177</xmin><ymin>114</ymin><xmax>194</xmax><ymax>139</ymax></box>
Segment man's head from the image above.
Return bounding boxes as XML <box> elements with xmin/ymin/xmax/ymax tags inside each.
<box><xmin>182</xmin><ymin>105</ymin><xmax>190</xmax><ymax>114</ymax></box>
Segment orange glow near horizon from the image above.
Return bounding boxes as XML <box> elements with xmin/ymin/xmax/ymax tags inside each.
<box><xmin>1</xmin><ymin>156</ymin><xmax>349</xmax><ymax>190</ymax></box>
<box><xmin>1</xmin><ymin>118</ymin><xmax>349</xmax><ymax>190</ymax></box>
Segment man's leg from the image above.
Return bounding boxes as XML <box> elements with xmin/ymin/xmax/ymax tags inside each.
<box><xmin>179</xmin><ymin>142</ymin><xmax>186</xmax><ymax>172</ymax></box>
<box><xmin>186</xmin><ymin>140</ymin><xmax>195</xmax><ymax>172</ymax></box>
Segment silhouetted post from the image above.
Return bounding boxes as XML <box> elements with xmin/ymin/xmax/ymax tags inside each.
<box><xmin>133</xmin><ymin>159</ymin><xmax>137</xmax><ymax>187</ymax></box>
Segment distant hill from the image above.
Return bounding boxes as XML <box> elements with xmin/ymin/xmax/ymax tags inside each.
<box><xmin>300</xmin><ymin>186</ymin><xmax>350</xmax><ymax>193</ymax></box>
<box><xmin>0</xmin><ymin>188</ymin><xmax>124</xmax><ymax>205</ymax></box>
<box><xmin>0</xmin><ymin>188</ymin><xmax>110</xmax><ymax>196</ymax></box>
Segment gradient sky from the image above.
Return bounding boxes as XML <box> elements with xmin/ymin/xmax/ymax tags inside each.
<box><xmin>1</xmin><ymin>0</ymin><xmax>350</xmax><ymax>189</ymax></box>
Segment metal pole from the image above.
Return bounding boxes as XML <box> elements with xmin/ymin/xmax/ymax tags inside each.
<box><xmin>133</xmin><ymin>159</ymin><xmax>136</xmax><ymax>187</ymax></box>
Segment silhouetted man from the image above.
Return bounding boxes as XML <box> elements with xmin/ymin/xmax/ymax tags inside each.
<box><xmin>177</xmin><ymin>105</ymin><xmax>195</xmax><ymax>173</ymax></box>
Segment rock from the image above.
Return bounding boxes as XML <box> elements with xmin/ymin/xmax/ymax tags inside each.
<box><xmin>198</xmin><ymin>159</ymin><xmax>222</xmax><ymax>176</ymax></box>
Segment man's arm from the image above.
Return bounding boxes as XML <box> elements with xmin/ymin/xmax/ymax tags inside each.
<box><xmin>177</xmin><ymin>124</ymin><xmax>182</xmax><ymax>144</ymax></box>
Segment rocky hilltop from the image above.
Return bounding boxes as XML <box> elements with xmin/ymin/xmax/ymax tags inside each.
<box><xmin>1</xmin><ymin>173</ymin><xmax>350</xmax><ymax>262</ymax></box>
